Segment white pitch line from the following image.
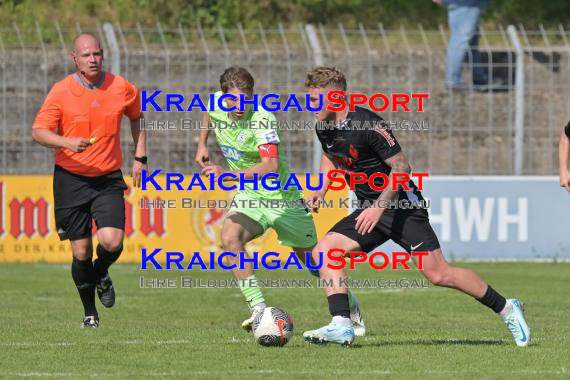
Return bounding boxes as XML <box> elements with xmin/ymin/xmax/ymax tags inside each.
<box><xmin>155</xmin><ymin>340</ymin><xmax>193</xmax><ymax>345</ymax></box>
<box><xmin>118</xmin><ymin>339</ymin><xmax>194</xmax><ymax>345</ymax></box>
<box><xmin>0</xmin><ymin>342</ymin><xmax>75</xmax><ymax>347</ymax></box>
<box><xmin>229</xmin><ymin>336</ymin><xmax>252</xmax><ymax>344</ymax></box>
<box><xmin>12</xmin><ymin>372</ymin><xmax>76</xmax><ymax>377</ymax></box>
<box><xmin>121</xmin><ymin>339</ymin><xmax>144</xmax><ymax>345</ymax></box>
<box><xmin>9</xmin><ymin>372</ymin><xmax>112</xmax><ymax>378</ymax></box>
<box><xmin>425</xmin><ymin>369</ymin><xmax>569</xmax><ymax>375</ymax></box>
<box><xmin>144</xmin><ymin>369</ymin><xmax>392</xmax><ymax>377</ymax></box>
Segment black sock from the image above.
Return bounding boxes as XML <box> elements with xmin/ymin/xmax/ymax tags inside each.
<box><xmin>71</xmin><ymin>257</ymin><xmax>97</xmax><ymax>317</ymax></box>
<box><xmin>93</xmin><ymin>244</ymin><xmax>122</xmax><ymax>279</ymax></box>
<box><xmin>327</xmin><ymin>293</ymin><xmax>350</xmax><ymax>318</ymax></box>
<box><xmin>477</xmin><ymin>285</ymin><xmax>507</xmax><ymax>313</ymax></box>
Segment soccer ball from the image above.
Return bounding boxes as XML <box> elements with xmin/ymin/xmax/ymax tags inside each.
<box><xmin>252</xmin><ymin>307</ymin><xmax>294</xmax><ymax>347</ymax></box>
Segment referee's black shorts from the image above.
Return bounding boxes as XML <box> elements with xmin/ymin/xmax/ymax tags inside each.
<box><xmin>329</xmin><ymin>207</ymin><xmax>440</xmax><ymax>254</ymax></box>
<box><xmin>53</xmin><ymin>165</ymin><xmax>128</xmax><ymax>241</ymax></box>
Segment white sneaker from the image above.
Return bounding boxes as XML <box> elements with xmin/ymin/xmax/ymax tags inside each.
<box><xmin>241</xmin><ymin>304</ymin><xmax>265</xmax><ymax>332</ymax></box>
<box><xmin>349</xmin><ymin>293</ymin><xmax>366</xmax><ymax>336</ymax></box>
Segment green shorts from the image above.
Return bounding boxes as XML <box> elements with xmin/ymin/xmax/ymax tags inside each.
<box><xmin>228</xmin><ymin>193</ymin><xmax>317</xmax><ymax>249</ymax></box>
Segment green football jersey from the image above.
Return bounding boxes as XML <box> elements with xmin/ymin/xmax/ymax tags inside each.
<box><xmin>207</xmin><ymin>91</ymin><xmax>302</xmax><ymax>201</ymax></box>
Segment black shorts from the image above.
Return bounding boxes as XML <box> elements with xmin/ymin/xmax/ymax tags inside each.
<box><xmin>53</xmin><ymin>165</ymin><xmax>127</xmax><ymax>241</ymax></box>
<box><xmin>329</xmin><ymin>207</ymin><xmax>440</xmax><ymax>254</ymax></box>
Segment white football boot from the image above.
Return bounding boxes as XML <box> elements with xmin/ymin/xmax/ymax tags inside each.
<box><xmin>241</xmin><ymin>303</ymin><xmax>265</xmax><ymax>332</ymax></box>
<box><xmin>501</xmin><ymin>299</ymin><xmax>530</xmax><ymax>347</ymax></box>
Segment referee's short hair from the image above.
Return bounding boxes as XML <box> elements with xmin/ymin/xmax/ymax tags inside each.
<box><xmin>219</xmin><ymin>67</ymin><xmax>254</xmax><ymax>96</ymax></box>
<box><xmin>305</xmin><ymin>66</ymin><xmax>347</xmax><ymax>91</ymax></box>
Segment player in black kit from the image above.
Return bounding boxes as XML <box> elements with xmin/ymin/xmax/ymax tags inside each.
<box><xmin>302</xmin><ymin>66</ymin><xmax>530</xmax><ymax>347</ymax></box>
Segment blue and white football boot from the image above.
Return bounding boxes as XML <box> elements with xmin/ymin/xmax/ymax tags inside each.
<box><xmin>303</xmin><ymin>320</ymin><xmax>355</xmax><ymax>346</ymax></box>
<box><xmin>501</xmin><ymin>298</ymin><xmax>530</xmax><ymax>347</ymax></box>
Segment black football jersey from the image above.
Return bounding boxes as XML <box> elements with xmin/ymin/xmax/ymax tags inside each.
<box><xmin>316</xmin><ymin>106</ymin><xmax>423</xmax><ymax>203</ymax></box>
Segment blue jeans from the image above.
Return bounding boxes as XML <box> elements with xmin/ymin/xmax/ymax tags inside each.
<box><xmin>446</xmin><ymin>4</ymin><xmax>487</xmax><ymax>87</ymax></box>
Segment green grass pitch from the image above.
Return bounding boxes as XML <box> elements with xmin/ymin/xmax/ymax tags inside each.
<box><xmin>1</xmin><ymin>262</ymin><xmax>569</xmax><ymax>379</ymax></box>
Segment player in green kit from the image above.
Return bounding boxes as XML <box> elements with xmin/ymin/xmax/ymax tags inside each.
<box><xmin>195</xmin><ymin>67</ymin><xmax>365</xmax><ymax>334</ymax></box>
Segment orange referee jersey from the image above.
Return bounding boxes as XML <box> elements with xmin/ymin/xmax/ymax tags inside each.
<box><xmin>33</xmin><ymin>72</ymin><xmax>142</xmax><ymax>176</ymax></box>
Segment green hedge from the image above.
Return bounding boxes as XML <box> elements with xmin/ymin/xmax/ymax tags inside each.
<box><xmin>1</xmin><ymin>0</ymin><xmax>568</xmax><ymax>29</ymax></box>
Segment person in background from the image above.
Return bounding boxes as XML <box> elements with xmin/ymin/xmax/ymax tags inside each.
<box><xmin>433</xmin><ymin>0</ymin><xmax>502</xmax><ymax>91</ymax></box>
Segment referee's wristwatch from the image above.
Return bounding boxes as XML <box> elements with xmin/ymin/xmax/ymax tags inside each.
<box><xmin>134</xmin><ymin>156</ymin><xmax>148</xmax><ymax>164</ymax></box>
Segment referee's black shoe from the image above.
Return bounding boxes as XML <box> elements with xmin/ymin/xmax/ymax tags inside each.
<box><xmin>97</xmin><ymin>272</ymin><xmax>115</xmax><ymax>308</ymax></box>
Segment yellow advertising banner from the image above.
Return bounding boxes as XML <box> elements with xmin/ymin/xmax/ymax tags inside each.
<box><xmin>0</xmin><ymin>176</ymin><xmax>349</xmax><ymax>263</ymax></box>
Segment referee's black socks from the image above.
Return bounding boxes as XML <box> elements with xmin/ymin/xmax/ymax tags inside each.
<box><xmin>94</xmin><ymin>244</ymin><xmax>123</xmax><ymax>279</ymax></box>
<box><xmin>71</xmin><ymin>257</ymin><xmax>98</xmax><ymax>317</ymax></box>
<box><xmin>477</xmin><ymin>285</ymin><xmax>507</xmax><ymax>314</ymax></box>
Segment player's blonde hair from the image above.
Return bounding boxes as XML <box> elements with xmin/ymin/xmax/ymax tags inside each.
<box><xmin>220</xmin><ymin>67</ymin><xmax>254</xmax><ymax>96</ymax></box>
<box><xmin>304</xmin><ymin>66</ymin><xmax>347</xmax><ymax>91</ymax></box>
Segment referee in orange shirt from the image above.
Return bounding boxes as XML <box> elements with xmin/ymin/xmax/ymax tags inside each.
<box><xmin>32</xmin><ymin>34</ymin><xmax>147</xmax><ymax>328</ymax></box>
